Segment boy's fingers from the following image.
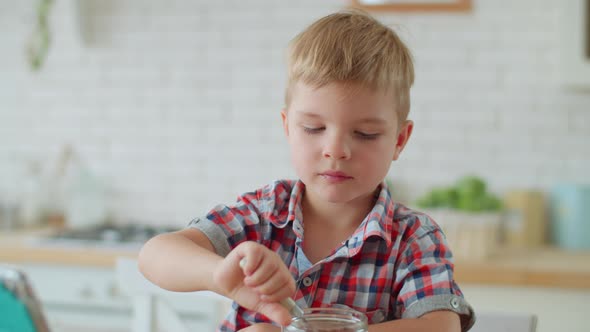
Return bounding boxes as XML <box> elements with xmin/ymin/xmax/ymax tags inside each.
<box><xmin>236</xmin><ymin>243</ymin><xmax>265</xmax><ymax>276</ymax></box>
<box><xmin>255</xmin><ymin>275</ymin><xmax>292</xmax><ymax>298</ymax></box>
<box><xmin>263</xmin><ymin>284</ymin><xmax>295</xmax><ymax>303</ymax></box>
<box><xmin>254</xmin><ymin>302</ymin><xmax>293</xmax><ymax>327</ymax></box>
<box><xmin>244</xmin><ymin>259</ymin><xmax>278</xmax><ymax>286</ymax></box>
<box><xmin>214</xmin><ymin>253</ymin><xmax>253</xmax><ymax>296</ymax></box>
<box><xmin>232</xmin><ymin>287</ymin><xmax>292</xmax><ymax>326</ymax></box>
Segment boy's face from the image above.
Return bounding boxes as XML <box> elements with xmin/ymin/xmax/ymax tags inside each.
<box><xmin>282</xmin><ymin>81</ymin><xmax>412</xmax><ymax>205</ymax></box>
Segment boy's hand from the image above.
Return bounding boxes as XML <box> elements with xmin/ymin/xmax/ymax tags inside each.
<box><xmin>213</xmin><ymin>241</ymin><xmax>296</xmax><ymax>326</ymax></box>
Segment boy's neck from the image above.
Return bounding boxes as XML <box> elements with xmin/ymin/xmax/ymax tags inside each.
<box><xmin>301</xmin><ymin>187</ymin><xmax>378</xmax><ymax>230</ymax></box>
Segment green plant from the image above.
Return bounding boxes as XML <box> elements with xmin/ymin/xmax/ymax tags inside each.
<box><xmin>416</xmin><ymin>175</ymin><xmax>502</xmax><ymax>212</ymax></box>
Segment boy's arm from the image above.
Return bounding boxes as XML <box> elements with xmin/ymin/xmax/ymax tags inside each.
<box><xmin>138</xmin><ymin>228</ymin><xmax>226</xmax><ymax>294</ymax></box>
<box><xmin>138</xmin><ymin>228</ymin><xmax>296</xmax><ymax>326</ymax></box>
<box><xmin>392</xmin><ymin>221</ymin><xmax>474</xmax><ymax>331</ymax></box>
<box><xmin>368</xmin><ymin>310</ymin><xmax>460</xmax><ymax>332</ymax></box>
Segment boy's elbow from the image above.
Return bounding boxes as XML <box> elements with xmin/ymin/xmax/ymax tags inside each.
<box><xmin>137</xmin><ymin>239</ymin><xmax>149</xmax><ymax>275</ymax></box>
<box><xmin>137</xmin><ymin>234</ymin><xmax>165</xmax><ymax>284</ymax></box>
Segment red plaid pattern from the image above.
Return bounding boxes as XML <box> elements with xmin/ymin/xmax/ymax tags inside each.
<box><xmin>188</xmin><ymin>180</ymin><xmax>472</xmax><ymax>331</ymax></box>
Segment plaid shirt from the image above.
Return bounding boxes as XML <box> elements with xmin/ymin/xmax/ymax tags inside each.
<box><xmin>188</xmin><ymin>179</ymin><xmax>474</xmax><ymax>332</ymax></box>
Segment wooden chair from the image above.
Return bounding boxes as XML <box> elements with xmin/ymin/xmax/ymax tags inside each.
<box><xmin>470</xmin><ymin>311</ymin><xmax>538</xmax><ymax>332</ymax></box>
<box><xmin>115</xmin><ymin>257</ymin><xmax>231</xmax><ymax>332</ymax></box>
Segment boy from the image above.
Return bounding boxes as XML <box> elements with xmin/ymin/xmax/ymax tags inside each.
<box><xmin>139</xmin><ymin>10</ymin><xmax>475</xmax><ymax>332</ymax></box>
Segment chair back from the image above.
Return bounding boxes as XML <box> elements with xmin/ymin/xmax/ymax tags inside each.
<box><xmin>0</xmin><ymin>265</ymin><xmax>51</xmax><ymax>332</ymax></box>
<box><xmin>115</xmin><ymin>257</ymin><xmax>231</xmax><ymax>332</ymax></box>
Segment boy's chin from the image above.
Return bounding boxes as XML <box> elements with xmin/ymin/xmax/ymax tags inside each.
<box><xmin>312</xmin><ymin>187</ymin><xmax>363</xmax><ymax>204</ymax></box>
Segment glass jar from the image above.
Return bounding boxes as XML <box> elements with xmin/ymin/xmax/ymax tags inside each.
<box><xmin>283</xmin><ymin>307</ymin><xmax>368</xmax><ymax>332</ymax></box>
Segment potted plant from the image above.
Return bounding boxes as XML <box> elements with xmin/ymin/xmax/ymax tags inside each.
<box><xmin>416</xmin><ymin>175</ymin><xmax>503</xmax><ymax>260</ymax></box>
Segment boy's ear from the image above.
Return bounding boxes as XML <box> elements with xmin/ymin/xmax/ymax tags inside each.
<box><xmin>281</xmin><ymin>109</ymin><xmax>289</xmax><ymax>136</ymax></box>
<box><xmin>392</xmin><ymin>120</ymin><xmax>413</xmax><ymax>161</ymax></box>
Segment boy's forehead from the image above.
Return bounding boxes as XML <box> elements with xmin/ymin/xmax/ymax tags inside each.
<box><xmin>289</xmin><ymin>90</ymin><xmax>398</xmax><ymax>126</ymax></box>
<box><xmin>296</xmin><ymin>109</ymin><xmax>387</xmax><ymax>122</ymax></box>
<box><xmin>291</xmin><ymin>80</ymin><xmax>395</xmax><ymax>101</ymax></box>
<box><xmin>290</xmin><ymin>81</ymin><xmax>398</xmax><ymax>114</ymax></box>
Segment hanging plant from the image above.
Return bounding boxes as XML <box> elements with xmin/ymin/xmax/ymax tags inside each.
<box><xmin>27</xmin><ymin>0</ymin><xmax>54</xmax><ymax>71</ymax></box>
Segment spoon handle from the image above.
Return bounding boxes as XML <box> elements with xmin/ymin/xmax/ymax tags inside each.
<box><xmin>280</xmin><ymin>297</ymin><xmax>305</xmax><ymax>317</ymax></box>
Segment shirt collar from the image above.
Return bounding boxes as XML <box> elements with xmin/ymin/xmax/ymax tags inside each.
<box><xmin>347</xmin><ymin>182</ymin><xmax>394</xmax><ymax>255</ymax></box>
<box><xmin>269</xmin><ymin>180</ymin><xmax>305</xmax><ymax>234</ymax></box>
<box><xmin>276</xmin><ymin>180</ymin><xmax>394</xmax><ymax>252</ymax></box>
<box><xmin>287</xmin><ymin>180</ymin><xmax>305</xmax><ymax>238</ymax></box>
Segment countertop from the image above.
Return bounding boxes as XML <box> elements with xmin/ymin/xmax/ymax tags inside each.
<box><xmin>1</xmin><ymin>229</ymin><xmax>589</xmax><ymax>289</ymax></box>
<box><xmin>0</xmin><ymin>229</ymin><xmax>136</xmax><ymax>268</ymax></box>
<box><xmin>453</xmin><ymin>247</ymin><xmax>590</xmax><ymax>289</ymax></box>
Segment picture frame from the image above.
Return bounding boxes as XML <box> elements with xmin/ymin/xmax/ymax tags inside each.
<box><xmin>560</xmin><ymin>0</ymin><xmax>590</xmax><ymax>88</ymax></box>
<box><xmin>350</xmin><ymin>0</ymin><xmax>472</xmax><ymax>13</ymax></box>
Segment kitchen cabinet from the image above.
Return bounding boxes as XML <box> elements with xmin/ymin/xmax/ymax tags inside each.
<box><xmin>5</xmin><ymin>262</ymin><xmax>226</xmax><ymax>332</ymax></box>
<box><xmin>13</xmin><ymin>263</ymin><xmax>130</xmax><ymax>332</ymax></box>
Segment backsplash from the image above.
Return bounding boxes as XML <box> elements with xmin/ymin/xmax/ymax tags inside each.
<box><xmin>1</xmin><ymin>0</ymin><xmax>589</xmax><ymax>226</ymax></box>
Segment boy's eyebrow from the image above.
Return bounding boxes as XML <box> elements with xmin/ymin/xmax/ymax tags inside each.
<box><xmin>357</xmin><ymin>117</ymin><xmax>388</xmax><ymax>125</ymax></box>
<box><xmin>296</xmin><ymin>110</ymin><xmax>388</xmax><ymax>124</ymax></box>
<box><xmin>296</xmin><ymin>110</ymin><xmax>322</xmax><ymax>118</ymax></box>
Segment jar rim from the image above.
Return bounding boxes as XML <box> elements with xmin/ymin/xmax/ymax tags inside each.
<box><xmin>286</xmin><ymin>307</ymin><xmax>368</xmax><ymax>331</ymax></box>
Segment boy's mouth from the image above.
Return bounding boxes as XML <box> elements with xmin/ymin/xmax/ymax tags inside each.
<box><xmin>319</xmin><ymin>170</ymin><xmax>353</xmax><ymax>182</ymax></box>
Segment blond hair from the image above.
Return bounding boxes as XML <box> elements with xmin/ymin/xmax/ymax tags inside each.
<box><xmin>285</xmin><ymin>10</ymin><xmax>414</xmax><ymax>120</ymax></box>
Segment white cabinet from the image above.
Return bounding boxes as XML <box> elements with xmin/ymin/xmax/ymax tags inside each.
<box><xmin>14</xmin><ymin>263</ymin><xmax>131</xmax><ymax>332</ymax></box>
<box><xmin>5</xmin><ymin>262</ymin><xmax>230</xmax><ymax>332</ymax></box>
<box><xmin>115</xmin><ymin>258</ymin><xmax>232</xmax><ymax>332</ymax></box>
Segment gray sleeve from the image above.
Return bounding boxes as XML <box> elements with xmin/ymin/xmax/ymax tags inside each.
<box><xmin>186</xmin><ymin>217</ymin><xmax>232</xmax><ymax>257</ymax></box>
<box><xmin>402</xmin><ymin>294</ymin><xmax>475</xmax><ymax>332</ymax></box>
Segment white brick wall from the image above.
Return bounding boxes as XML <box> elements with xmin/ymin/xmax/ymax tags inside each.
<box><xmin>1</xmin><ymin>0</ymin><xmax>589</xmax><ymax>226</ymax></box>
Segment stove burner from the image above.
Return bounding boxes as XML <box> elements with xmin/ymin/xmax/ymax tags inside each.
<box><xmin>44</xmin><ymin>223</ymin><xmax>178</xmax><ymax>248</ymax></box>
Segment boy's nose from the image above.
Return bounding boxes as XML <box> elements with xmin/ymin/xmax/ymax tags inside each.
<box><xmin>323</xmin><ymin>137</ymin><xmax>351</xmax><ymax>160</ymax></box>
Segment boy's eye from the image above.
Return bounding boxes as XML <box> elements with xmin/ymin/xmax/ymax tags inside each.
<box><xmin>303</xmin><ymin>126</ymin><xmax>324</xmax><ymax>134</ymax></box>
<box><xmin>355</xmin><ymin>131</ymin><xmax>380</xmax><ymax>140</ymax></box>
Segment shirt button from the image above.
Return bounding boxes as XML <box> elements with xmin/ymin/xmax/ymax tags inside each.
<box><xmin>302</xmin><ymin>277</ymin><xmax>313</xmax><ymax>287</ymax></box>
<box><xmin>450</xmin><ymin>297</ymin><xmax>460</xmax><ymax>309</ymax></box>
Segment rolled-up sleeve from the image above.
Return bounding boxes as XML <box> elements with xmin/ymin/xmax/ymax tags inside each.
<box><xmin>394</xmin><ymin>226</ymin><xmax>475</xmax><ymax>331</ymax></box>
<box><xmin>187</xmin><ymin>198</ymin><xmax>263</xmax><ymax>257</ymax></box>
